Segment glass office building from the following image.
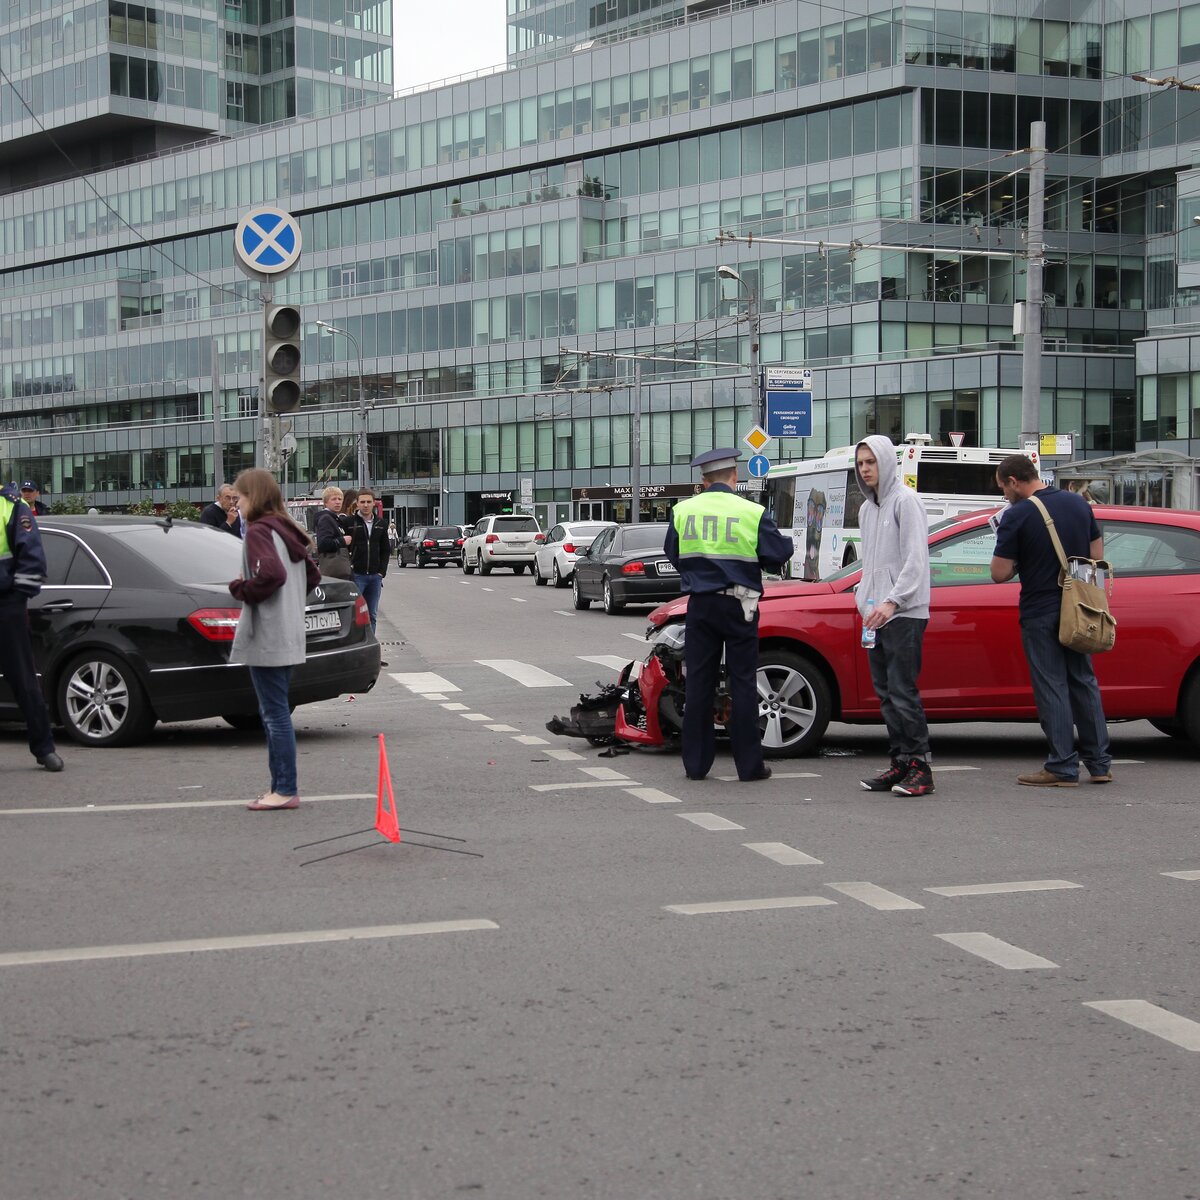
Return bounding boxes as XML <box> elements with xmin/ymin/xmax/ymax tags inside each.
<box><xmin>1</xmin><ymin>0</ymin><xmax>1198</xmax><ymax>525</ymax></box>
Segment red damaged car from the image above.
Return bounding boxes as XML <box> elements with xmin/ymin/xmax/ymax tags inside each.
<box><xmin>603</xmin><ymin>505</ymin><xmax>1200</xmax><ymax>758</ymax></box>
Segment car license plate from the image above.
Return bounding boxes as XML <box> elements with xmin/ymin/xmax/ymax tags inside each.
<box><xmin>305</xmin><ymin>610</ymin><xmax>341</xmax><ymax>633</ymax></box>
<box><xmin>656</xmin><ymin>562</ymin><xmax>677</xmax><ymax>575</ymax></box>
<box><xmin>438</xmin><ymin>540</ymin><xmax>452</xmax><ymax>546</ymax></box>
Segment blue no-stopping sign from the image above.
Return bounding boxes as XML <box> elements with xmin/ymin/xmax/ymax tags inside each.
<box><xmin>234</xmin><ymin>206</ymin><xmax>302</xmax><ymax>275</ymax></box>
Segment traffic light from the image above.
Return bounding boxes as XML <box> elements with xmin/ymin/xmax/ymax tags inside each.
<box><xmin>263</xmin><ymin>303</ymin><xmax>302</xmax><ymax>413</ymax></box>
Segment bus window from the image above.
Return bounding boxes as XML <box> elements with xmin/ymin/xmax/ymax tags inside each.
<box><xmin>916</xmin><ymin>462</ymin><xmax>1003</xmax><ymax>497</ymax></box>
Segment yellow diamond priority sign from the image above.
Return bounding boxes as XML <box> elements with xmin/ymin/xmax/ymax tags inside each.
<box><xmin>743</xmin><ymin>425</ymin><xmax>771</xmax><ymax>454</ymax></box>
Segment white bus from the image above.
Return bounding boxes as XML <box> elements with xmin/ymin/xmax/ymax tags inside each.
<box><xmin>763</xmin><ymin>438</ymin><xmax>1039</xmax><ymax>580</ymax></box>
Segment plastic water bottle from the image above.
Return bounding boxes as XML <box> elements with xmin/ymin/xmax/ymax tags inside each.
<box><xmin>861</xmin><ymin>599</ymin><xmax>877</xmax><ymax>650</ymax></box>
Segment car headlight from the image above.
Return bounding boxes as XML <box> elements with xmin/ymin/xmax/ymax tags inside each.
<box><xmin>645</xmin><ymin>622</ymin><xmax>686</xmax><ymax>653</ymax></box>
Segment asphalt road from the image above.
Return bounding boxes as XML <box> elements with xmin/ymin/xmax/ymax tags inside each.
<box><xmin>2</xmin><ymin>561</ymin><xmax>1199</xmax><ymax>1200</ymax></box>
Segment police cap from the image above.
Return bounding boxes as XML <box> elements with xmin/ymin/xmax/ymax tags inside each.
<box><xmin>690</xmin><ymin>447</ymin><xmax>742</xmax><ymax>474</ymax></box>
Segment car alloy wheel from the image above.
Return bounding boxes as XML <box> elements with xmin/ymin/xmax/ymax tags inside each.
<box><xmin>463</xmin><ymin>553</ymin><xmax>475</xmax><ymax>574</ymax></box>
<box><xmin>755</xmin><ymin>650</ymin><xmax>832</xmax><ymax>758</ymax></box>
<box><xmin>552</xmin><ymin>561</ymin><xmax>567</xmax><ymax>588</ymax></box>
<box><xmin>572</xmin><ymin>573</ymin><xmax>591</xmax><ymax>610</ymax></box>
<box><xmin>478</xmin><ymin>552</ymin><xmax>492</xmax><ymax>576</ymax></box>
<box><xmin>602</xmin><ymin>576</ymin><xmax>624</xmax><ymax>614</ymax></box>
<box><xmin>533</xmin><ymin>559</ymin><xmax>547</xmax><ymax>586</ymax></box>
<box><xmin>58</xmin><ymin>651</ymin><xmax>156</xmax><ymax>747</ymax></box>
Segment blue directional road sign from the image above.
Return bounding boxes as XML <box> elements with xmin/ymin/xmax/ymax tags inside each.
<box><xmin>234</xmin><ymin>206</ymin><xmax>303</xmax><ymax>276</ymax></box>
<box><xmin>748</xmin><ymin>454</ymin><xmax>771</xmax><ymax>478</ymax></box>
<box><xmin>765</xmin><ymin>390</ymin><xmax>813</xmax><ymax>438</ymax></box>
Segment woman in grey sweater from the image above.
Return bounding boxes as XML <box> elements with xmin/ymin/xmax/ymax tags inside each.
<box><xmin>229</xmin><ymin>468</ymin><xmax>320</xmax><ymax>811</ymax></box>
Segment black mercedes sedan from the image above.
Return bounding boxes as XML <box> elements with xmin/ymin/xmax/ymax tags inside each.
<box><xmin>0</xmin><ymin>515</ymin><xmax>381</xmax><ymax>747</ymax></box>
<box><xmin>571</xmin><ymin>522</ymin><xmax>681</xmax><ymax>614</ymax></box>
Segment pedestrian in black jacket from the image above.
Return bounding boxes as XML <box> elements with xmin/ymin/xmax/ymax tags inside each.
<box><xmin>348</xmin><ymin>488</ymin><xmax>389</xmax><ymax>634</ymax></box>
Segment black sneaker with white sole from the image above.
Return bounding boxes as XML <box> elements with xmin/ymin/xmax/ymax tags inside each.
<box><xmin>860</xmin><ymin>760</ymin><xmax>907</xmax><ymax>792</ymax></box>
<box><xmin>891</xmin><ymin>758</ymin><xmax>935</xmax><ymax>796</ymax></box>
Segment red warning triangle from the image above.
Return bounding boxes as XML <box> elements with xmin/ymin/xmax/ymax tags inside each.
<box><xmin>374</xmin><ymin>734</ymin><xmax>401</xmax><ymax>843</ymax></box>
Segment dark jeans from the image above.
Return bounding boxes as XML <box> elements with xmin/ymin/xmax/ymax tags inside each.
<box><xmin>0</xmin><ymin>601</ymin><xmax>56</xmax><ymax>759</ymax></box>
<box><xmin>249</xmin><ymin>665</ymin><xmax>297</xmax><ymax>796</ymax></box>
<box><xmin>354</xmin><ymin>572</ymin><xmax>383</xmax><ymax>632</ymax></box>
<box><xmin>1020</xmin><ymin>614</ymin><xmax>1111</xmax><ymax>780</ymax></box>
<box><xmin>682</xmin><ymin>591</ymin><xmax>763</xmax><ymax>781</ymax></box>
<box><xmin>867</xmin><ymin>616</ymin><xmax>931</xmax><ymax>761</ymax></box>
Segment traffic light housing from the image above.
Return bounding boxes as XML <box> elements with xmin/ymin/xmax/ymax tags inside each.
<box><xmin>263</xmin><ymin>303</ymin><xmax>302</xmax><ymax>413</ymax></box>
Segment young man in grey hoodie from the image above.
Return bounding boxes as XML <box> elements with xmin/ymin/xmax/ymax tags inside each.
<box><xmin>854</xmin><ymin>435</ymin><xmax>934</xmax><ymax>796</ymax></box>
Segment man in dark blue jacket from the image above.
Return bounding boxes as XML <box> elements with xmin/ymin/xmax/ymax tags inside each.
<box><xmin>0</xmin><ymin>483</ymin><xmax>63</xmax><ymax>771</ymax></box>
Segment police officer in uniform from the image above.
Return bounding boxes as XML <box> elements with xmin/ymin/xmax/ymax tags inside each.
<box><xmin>0</xmin><ymin>482</ymin><xmax>63</xmax><ymax>771</ymax></box>
<box><xmin>665</xmin><ymin>449</ymin><xmax>793</xmax><ymax>782</ymax></box>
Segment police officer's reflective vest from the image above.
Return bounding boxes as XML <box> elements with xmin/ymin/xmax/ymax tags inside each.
<box><xmin>0</xmin><ymin>495</ymin><xmax>14</xmax><ymax>563</ymax></box>
<box><xmin>672</xmin><ymin>489</ymin><xmax>763</xmax><ymax>565</ymax></box>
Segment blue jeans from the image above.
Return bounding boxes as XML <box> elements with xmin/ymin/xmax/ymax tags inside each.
<box><xmin>249</xmin><ymin>665</ymin><xmax>297</xmax><ymax>796</ymax></box>
<box><xmin>1020</xmin><ymin>614</ymin><xmax>1111</xmax><ymax>780</ymax></box>
<box><xmin>866</xmin><ymin>616</ymin><xmax>931</xmax><ymax>761</ymax></box>
<box><xmin>354</xmin><ymin>572</ymin><xmax>383</xmax><ymax>632</ymax></box>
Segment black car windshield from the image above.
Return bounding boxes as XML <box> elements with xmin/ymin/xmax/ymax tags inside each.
<box><xmin>107</xmin><ymin>524</ymin><xmax>245</xmax><ymax>583</ymax></box>
<box><xmin>622</xmin><ymin>526</ymin><xmax>670</xmax><ymax>552</ymax></box>
<box><xmin>426</xmin><ymin>527</ymin><xmax>460</xmax><ymax>538</ymax></box>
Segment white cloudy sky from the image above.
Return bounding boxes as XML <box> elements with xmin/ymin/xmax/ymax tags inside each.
<box><xmin>393</xmin><ymin>0</ymin><xmax>508</xmax><ymax>90</ymax></box>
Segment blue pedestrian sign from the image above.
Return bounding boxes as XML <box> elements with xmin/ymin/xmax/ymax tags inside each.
<box><xmin>234</xmin><ymin>206</ymin><xmax>303</xmax><ymax>276</ymax></box>
<box><xmin>748</xmin><ymin>454</ymin><xmax>771</xmax><ymax>478</ymax></box>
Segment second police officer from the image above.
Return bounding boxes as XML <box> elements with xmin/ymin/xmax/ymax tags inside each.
<box><xmin>665</xmin><ymin>448</ymin><xmax>794</xmax><ymax>783</ymax></box>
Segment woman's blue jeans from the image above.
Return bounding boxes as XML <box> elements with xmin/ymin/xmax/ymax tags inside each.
<box><xmin>249</xmin><ymin>665</ymin><xmax>297</xmax><ymax>796</ymax></box>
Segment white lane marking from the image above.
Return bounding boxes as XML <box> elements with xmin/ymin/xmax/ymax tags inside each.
<box><xmin>476</xmin><ymin>659</ymin><xmax>572</xmax><ymax>688</ymax></box>
<box><xmin>531</xmin><ymin>780</ymin><xmax>642</xmax><ymax>792</ymax></box>
<box><xmin>554</xmin><ymin>610</ymin><xmax>575</xmax><ymax>617</ymax></box>
<box><xmin>423</xmin><ymin>693</ymin><xmax>448</xmax><ymax>701</ymax></box>
<box><xmin>0</xmin><ymin>920</ymin><xmax>499</xmax><ymax>968</ymax></box>
<box><xmin>545</xmin><ymin>748</ymin><xmax>584</xmax><ymax>761</ymax></box>
<box><xmin>511</xmin><ymin>597</ymin><xmax>527</xmax><ymax>603</ymax></box>
<box><xmin>677</xmin><ymin>812</ymin><xmax>745</xmax><ymax>831</ymax></box>
<box><xmin>481</xmin><ymin>587</ymin><xmax>494</xmax><ymax>592</ymax></box>
<box><xmin>459</xmin><ymin>580</ymin><xmax>472</xmax><ymax>585</ymax></box>
<box><xmin>2</xmin><ymin>794</ymin><xmax>372</xmax><ymax>816</ymax></box>
<box><xmin>827</xmin><ymin>882</ymin><xmax>924</xmax><ymax>910</ymax></box>
<box><xmin>666</xmin><ymin>896</ymin><xmax>836</xmax><ymax>916</ymax></box>
<box><xmin>513</xmin><ymin>735</ymin><xmax>550</xmax><ymax>746</ymax></box>
<box><xmin>1083</xmin><ymin>1000</ymin><xmax>1200</xmax><ymax>1051</ymax></box>
<box><xmin>743</xmin><ymin>842</ymin><xmax>823</xmax><ymax>865</ymax></box>
<box><xmin>624</xmin><ymin>787</ymin><xmax>681</xmax><ymax>804</ymax></box>
<box><xmin>461</xmin><ymin>713</ymin><xmax>493</xmax><ymax>722</ymax></box>
<box><xmin>926</xmin><ymin>879</ymin><xmax>1082</xmax><ymax>897</ymax></box>
<box><xmin>935</xmin><ymin>932</ymin><xmax>1059</xmax><ymax>970</ymax></box>
<box><xmin>580</xmin><ymin>766</ymin><xmax>629</xmax><ymax>780</ymax></box>
<box><xmin>487</xmin><ymin>724</ymin><xmax>520</xmax><ymax>732</ymax></box>
<box><xmin>390</xmin><ymin>672</ymin><xmax>461</xmax><ymax>694</ymax></box>
<box><xmin>1111</xmin><ymin>758</ymin><xmax>1144</xmax><ymax>765</ymax></box>
<box><xmin>930</xmin><ymin>765</ymin><xmax>981</xmax><ymax>773</ymax></box>
<box><xmin>621</xmin><ymin>633</ymin><xmax>646</xmax><ymax>643</ymax></box>
<box><xmin>1163</xmin><ymin>870</ymin><xmax>1200</xmax><ymax>881</ymax></box>
<box><xmin>578</xmin><ymin>655</ymin><xmax>629</xmax><ymax>671</ymax></box>
<box><xmin>715</xmin><ymin>771</ymin><xmax>820</xmax><ymax>781</ymax></box>
<box><xmin>441</xmin><ymin>702</ymin><xmax>469</xmax><ymax>711</ymax></box>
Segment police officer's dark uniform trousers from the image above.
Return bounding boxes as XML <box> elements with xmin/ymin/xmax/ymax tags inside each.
<box><xmin>0</xmin><ymin>485</ymin><xmax>61</xmax><ymax>769</ymax></box>
<box><xmin>664</xmin><ymin>452</ymin><xmax>793</xmax><ymax>781</ymax></box>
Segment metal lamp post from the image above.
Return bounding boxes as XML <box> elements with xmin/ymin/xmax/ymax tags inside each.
<box><xmin>717</xmin><ymin>264</ymin><xmax>762</xmax><ymax>426</ymax></box>
<box><xmin>315</xmin><ymin>319</ymin><xmax>368</xmax><ymax>490</ymax></box>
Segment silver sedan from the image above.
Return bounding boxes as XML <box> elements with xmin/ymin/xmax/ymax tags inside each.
<box><xmin>532</xmin><ymin>520</ymin><xmax>616</xmax><ymax>587</ymax></box>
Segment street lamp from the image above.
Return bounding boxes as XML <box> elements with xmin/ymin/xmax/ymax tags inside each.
<box><xmin>717</xmin><ymin>264</ymin><xmax>762</xmax><ymax>426</ymax></box>
<box><xmin>315</xmin><ymin>319</ymin><xmax>368</xmax><ymax>490</ymax></box>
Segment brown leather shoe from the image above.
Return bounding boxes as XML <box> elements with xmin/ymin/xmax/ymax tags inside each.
<box><xmin>1017</xmin><ymin>769</ymin><xmax>1078</xmax><ymax>787</ymax></box>
<box><xmin>1088</xmin><ymin>772</ymin><xmax>1114</xmax><ymax>784</ymax></box>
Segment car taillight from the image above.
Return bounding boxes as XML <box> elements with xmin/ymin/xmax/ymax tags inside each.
<box><xmin>354</xmin><ymin>595</ymin><xmax>371</xmax><ymax>627</ymax></box>
<box><xmin>422</xmin><ymin>539</ymin><xmax>436</xmax><ymax>547</ymax></box>
<box><xmin>188</xmin><ymin>608</ymin><xmax>241</xmax><ymax>641</ymax></box>
<box><xmin>455</xmin><ymin>538</ymin><xmax>464</xmax><ymax>546</ymax></box>
<box><xmin>622</xmin><ymin>561</ymin><xmax>646</xmax><ymax>575</ymax></box>
<box><xmin>562</xmin><ymin>542</ymin><xmax>576</xmax><ymax>554</ymax></box>
<box><xmin>534</xmin><ymin>533</ymin><xmax>545</xmax><ymax>543</ymax></box>
<box><xmin>486</xmin><ymin>533</ymin><xmax>500</xmax><ymax>543</ymax></box>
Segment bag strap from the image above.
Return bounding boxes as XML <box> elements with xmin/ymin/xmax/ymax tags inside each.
<box><xmin>1027</xmin><ymin>495</ymin><xmax>1069</xmax><ymax>574</ymax></box>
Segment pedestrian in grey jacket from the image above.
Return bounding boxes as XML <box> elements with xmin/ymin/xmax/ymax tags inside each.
<box><xmin>229</xmin><ymin>468</ymin><xmax>320</xmax><ymax>811</ymax></box>
<box><xmin>854</xmin><ymin>435</ymin><xmax>934</xmax><ymax>797</ymax></box>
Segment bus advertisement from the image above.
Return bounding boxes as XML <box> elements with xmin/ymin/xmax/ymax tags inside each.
<box><xmin>763</xmin><ymin>439</ymin><xmax>1038</xmax><ymax>580</ymax></box>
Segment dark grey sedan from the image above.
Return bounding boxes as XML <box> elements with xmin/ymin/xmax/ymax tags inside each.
<box><xmin>0</xmin><ymin>515</ymin><xmax>380</xmax><ymax>747</ymax></box>
<box><xmin>571</xmin><ymin>522</ymin><xmax>681</xmax><ymax>614</ymax></box>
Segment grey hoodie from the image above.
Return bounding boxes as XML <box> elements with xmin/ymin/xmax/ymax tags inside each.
<box><xmin>854</xmin><ymin>434</ymin><xmax>930</xmax><ymax>622</ymax></box>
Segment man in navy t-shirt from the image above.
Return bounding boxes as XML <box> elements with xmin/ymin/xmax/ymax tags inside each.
<box><xmin>990</xmin><ymin>454</ymin><xmax>1112</xmax><ymax>787</ymax></box>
